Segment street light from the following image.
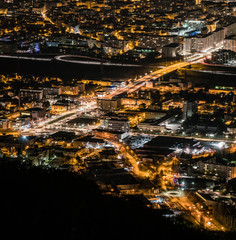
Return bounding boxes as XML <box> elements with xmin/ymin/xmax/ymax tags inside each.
<box><xmin>218</xmin><ymin>142</ymin><xmax>225</xmax><ymax>149</ymax></box>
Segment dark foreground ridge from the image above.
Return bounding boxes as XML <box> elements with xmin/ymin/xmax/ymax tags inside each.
<box><xmin>0</xmin><ymin>161</ymin><xmax>235</xmax><ymax>240</ymax></box>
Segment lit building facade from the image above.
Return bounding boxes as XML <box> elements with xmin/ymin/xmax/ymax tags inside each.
<box><xmin>197</xmin><ymin>160</ymin><xmax>236</xmax><ymax>180</ymax></box>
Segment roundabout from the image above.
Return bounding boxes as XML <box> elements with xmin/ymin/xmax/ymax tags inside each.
<box><xmin>162</xmin><ymin>190</ymin><xmax>185</xmax><ymax>198</ymax></box>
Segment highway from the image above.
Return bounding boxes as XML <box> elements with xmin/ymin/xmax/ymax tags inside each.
<box><xmin>0</xmin><ymin>54</ymin><xmax>51</xmax><ymax>61</ymax></box>
<box><xmin>102</xmin><ymin>43</ymin><xmax>224</xmax><ymax>100</ymax></box>
<box><xmin>54</xmin><ymin>55</ymin><xmax>142</xmax><ymax>67</ymax></box>
<box><xmin>103</xmin><ymin>61</ymin><xmax>191</xmax><ymax>99</ymax></box>
<box><xmin>0</xmin><ymin>53</ymin><xmax>141</xmax><ymax>66</ymax></box>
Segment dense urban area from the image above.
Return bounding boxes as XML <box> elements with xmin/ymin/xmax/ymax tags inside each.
<box><xmin>1</xmin><ymin>0</ymin><xmax>236</xmax><ymax>239</ymax></box>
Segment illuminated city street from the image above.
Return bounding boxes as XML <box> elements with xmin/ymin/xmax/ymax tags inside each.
<box><xmin>170</xmin><ymin>194</ymin><xmax>225</xmax><ymax>231</ymax></box>
<box><xmin>0</xmin><ymin>0</ymin><xmax>236</xmax><ymax>239</ymax></box>
<box><xmin>103</xmin><ymin>44</ymin><xmax>224</xmax><ymax>100</ymax></box>
<box><xmin>22</xmin><ymin>100</ymin><xmax>97</xmax><ymax>136</ymax></box>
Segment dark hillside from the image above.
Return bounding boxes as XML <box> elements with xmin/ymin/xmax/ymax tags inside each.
<box><xmin>0</xmin><ymin>161</ymin><xmax>233</xmax><ymax>240</ymax></box>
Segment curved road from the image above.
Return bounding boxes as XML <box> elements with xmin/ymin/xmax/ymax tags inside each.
<box><xmin>0</xmin><ymin>54</ymin><xmax>141</xmax><ymax>67</ymax></box>
<box><xmin>54</xmin><ymin>55</ymin><xmax>142</xmax><ymax>67</ymax></box>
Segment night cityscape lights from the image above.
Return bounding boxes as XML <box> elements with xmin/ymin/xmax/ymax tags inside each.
<box><xmin>0</xmin><ymin>0</ymin><xmax>236</xmax><ymax>239</ymax></box>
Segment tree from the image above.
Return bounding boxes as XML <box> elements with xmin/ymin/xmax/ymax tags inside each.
<box><xmin>42</xmin><ymin>101</ymin><xmax>50</xmax><ymax>109</ymax></box>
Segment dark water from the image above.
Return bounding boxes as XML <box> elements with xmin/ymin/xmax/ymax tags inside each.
<box><xmin>0</xmin><ymin>57</ymin><xmax>146</xmax><ymax>81</ymax></box>
<box><xmin>178</xmin><ymin>64</ymin><xmax>236</xmax><ymax>87</ymax></box>
<box><xmin>1</xmin><ymin>57</ymin><xmax>236</xmax><ymax>87</ymax></box>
